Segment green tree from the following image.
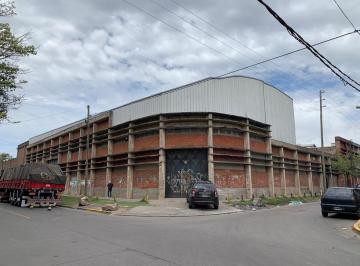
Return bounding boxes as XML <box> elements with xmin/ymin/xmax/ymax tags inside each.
<box><xmin>0</xmin><ymin>0</ymin><xmax>36</xmax><ymax>122</ymax></box>
<box><xmin>0</xmin><ymin>152</ymin><xmax>12</xmax><ymax>161</ymax></box>
<box><xmin>332</xmin><ymin>153</ymin><xmax>360</xmax><ymax>186</ymax></box>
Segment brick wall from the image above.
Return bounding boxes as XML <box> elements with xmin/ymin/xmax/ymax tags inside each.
<box><xmin>133</xmin><ymin>165</ymin><xmax>158</xmax><ymax>189</ymax></box>
<box><xmin>299</xmin><ymin>172</ymin><xmax>308</xmax><ymax>187</ymax></box>
<box><xmin>213</xmin><ymin>135</ymin><xmax>244</xmax><ymax>149</ymax></box>
<box><xmin>134</xmin><ymin>135</ymin><xmax>159</xmax><ymax>152</ymax></box>
<box><xmin>96</xmin><ymin>143</ymin><xmax>108</xmax><ymax>157</ymax></box>
<box><xmin>252</xmin><ymin>166</ymin><xmax>268</xmax><ymax>188</ymax></box>
<box><xmin>250</xmin><ymin>139</ymin><xmax>267</xmax><ymax>153</ymax></box>
<box><xmin>214</xmin><ymin>167</ymin><xmax>245</xmax><ymax>188</ymax></box>
<box><xmin>285</xmin><ymin>170</ymin><xmax>296</xmax><ymax>187</ymax></box>
<box><xmin>94</xmin><ymin>169</ymin><xmax>106</xmax><ymax>196</ymax></box>
<box><xmin>71</xmin><ymin>151</ymin><xmax>79</xmax><ymax>162</ymax></box>
<box><xmin>112</xmin><ymin>167</ymin><xmax>127</xmax><ymax>189</ymax></box>
<box><xmin>166</xmin><ymin>133</ymin><xmax>207</xmax><ymax>148</ymax></box>
<box><xmin>273</xmin><ymin>168</ymin><xmax>281</xmax><ymax>187</ymax></box>
<box><xmin>113</xmin><ymin>141</ymin><xmax>128</xmax><ymax>154</ymax></box>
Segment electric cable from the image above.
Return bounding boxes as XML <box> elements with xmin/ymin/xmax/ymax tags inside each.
<box><xmin>257</xmin><ymin>0</ymin><xmax>360</xmax><ymax>92</ymax></box>
<box><xmin>217</xmin><ymin>30</ymin><xmax>358</xmax><ymax>77</ymax></box>
<box><xmin>332</xmin><ymin>0</ymin><xmax>360</xmax><ymax>36</ymax></box>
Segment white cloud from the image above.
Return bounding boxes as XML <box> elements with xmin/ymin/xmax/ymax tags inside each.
<box><xmin>1</xmin><ymin>0</ymin><xmax>360</xmax><ymax>156</ymax></box>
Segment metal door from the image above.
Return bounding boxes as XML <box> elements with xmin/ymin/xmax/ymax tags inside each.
<box><xmin>165</xmin><ymin>149</ymin><xmax>208</xmax><ymax>198</ymax></box>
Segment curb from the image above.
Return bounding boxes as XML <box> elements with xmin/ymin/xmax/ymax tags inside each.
<box><xmin>353</xmin><ymin>219</ymin><xmax>360</xmax><ymax>234</ymax></box>
<box><xmin>113</xmin><ymin>209</ymin><xmax>242</xmax><ymax>218</ymax></box>
<box><xmin>58</xmin><ymin>205</ymin><xmax>110</xmax><ymax>215</ymax></box>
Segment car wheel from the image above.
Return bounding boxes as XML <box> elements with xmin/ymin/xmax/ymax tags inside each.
<box><xmin>214</xmin><ymin>204</ymin><xmax>219</xmax><ymax>210</ymax></box>
<box><xmin>322</xmin><ymin>211</ymin><xmax>328</xmax><ymax>217</ymax></box>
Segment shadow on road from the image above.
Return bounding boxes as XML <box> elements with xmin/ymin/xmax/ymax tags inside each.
<box><xmin>327</xmin><ymin>213</ymin><xmax>359</xmax><ymax>220</ymax></box>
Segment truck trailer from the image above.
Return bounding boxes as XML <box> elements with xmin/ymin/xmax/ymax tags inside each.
<box><xmin>0</xmin><ymin>163</ymin><xmax>65</xmax><ymax>208</ymax></box>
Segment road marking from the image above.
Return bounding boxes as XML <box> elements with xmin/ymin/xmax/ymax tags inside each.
<box><xmin>0</xmin><ymin>206</ymin><xmax>31</xmax><ymax>220</ymax></box>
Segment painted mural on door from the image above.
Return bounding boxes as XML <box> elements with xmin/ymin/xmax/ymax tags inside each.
<box><xmin>165</xmin><ymin>149</ymin><xmax>208</xmax><ymax>198</ymax></box>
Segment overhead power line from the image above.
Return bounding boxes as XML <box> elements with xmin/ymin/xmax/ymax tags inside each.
<box><xmin>149</xmin><ymin>0</ymin><xmax>261</xmax><ymax>66</ymax></box>
<box><xmin>121</xmin><ymin>0</ymin><xmax>250</xmax><ymax>71</ymax></box>
<box><xmin>217</xmin><ymin>30</ymin><xmax>358</xmax><ymax>77</ymax></box>
<box><xmin>257</xmin><ymin>0</ymin><xmax>360</xmax><ymax>93</ymax></box>
<box><xmin>332</xmin><ymin>0</ymin><xmax>360</xmax><ymax>36</ymax></box>
<box><xmin>169</xmin><ymin>0</ymin><xmax>267</xmax><ymax>61</ymax></box>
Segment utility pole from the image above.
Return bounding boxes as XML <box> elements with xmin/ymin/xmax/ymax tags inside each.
<box><xmin>320</xmin><ymin>90</ymin><xmax>327</xmax><ymax>193</ymax></box>
<box><xmin>84</xmin><ymin>105</ymin><xmax>90</xmax><ymax>196</ymax></box>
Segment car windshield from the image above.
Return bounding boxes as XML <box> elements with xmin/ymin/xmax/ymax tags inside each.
<box><xmin>325</xmin><ymin>188</ymin><xmax>353</xmax><ymax>198</ymax></box>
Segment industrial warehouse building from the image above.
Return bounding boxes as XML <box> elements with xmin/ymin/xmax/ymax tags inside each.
<box><xmin>9</xmin><ymin>76</ymin><xmax>358</xmax><ymax>199</ymax></box>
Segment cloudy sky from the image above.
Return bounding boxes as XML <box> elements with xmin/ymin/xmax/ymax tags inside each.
<box><xmin>1</xmin><ymin>0</ymin><xmax>359</xmax><ymax>156</ymax></box>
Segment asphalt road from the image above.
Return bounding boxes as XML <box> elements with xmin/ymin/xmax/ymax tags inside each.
<box><xmin>0</xmin><ymin>202</ymin><xmax>359</xmax><ymax>266</ymax></box>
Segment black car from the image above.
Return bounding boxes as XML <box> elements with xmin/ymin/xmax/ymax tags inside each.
<box><xmin>321</xmin><ymin>187</ymin><xmax>360</xmax><ymax>217</ymax></box>
<box><xmin>187</xmin><ymin>180</ymin><xmax>219</xmax><ymax>209</ymax></box>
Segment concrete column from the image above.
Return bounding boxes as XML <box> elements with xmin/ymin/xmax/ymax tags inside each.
<box><xmin>208</xmin><ymin>114</ymin><xmax>215</xmax><ymax>184</ymax></box>
<box><xmin>158</xmin><ymin>116</ymin><xmax>166</xmax><ymax>199</ymax></box>
<box><xmin>266</xmin><ymin>132</ymin><xmax>274</xmax><ymax>197</ymax></box>
<box><xmin>127</xmin><ymin>123</ymin><xmax>134</xmax><ymax>199</ymax></box>
<box><xmin>327</xmin><ymin>157</ymin><xmax>333</xmax><ymax>187</ymax></box>
<box><xmin>65</xmin><ymin>133</ymin><xmax>72</xmax><ymax>194</ymax></box>
<box><xmin>105</xmin><ymin>128</ymin><xmax>113</xmax><ymax>197</ymax></box>
<box><xmin>89</xmin><ymin>123</ymin><xmax>97</xmax><ymax>196</ymax></box>
<box><xmin>319</xmin><ymin>156</ymin><xmax>324</xmax><ymax>195</ymax></box>
<box><xmin>307</xmin><ymin>153</ymin><xmax>313</xmax><ymax>194</ymax></box>
<box><xmin>280</xmin><ymin>147</ymin><xmax>287</xmax><ymax>196</ymax></box>
<box><xmin>294</xmin><ymin>150</ymin><xmax>301</xmax><ymax>195</ymax></box>
<box><xmin>42</xmin><ymin>143</ymin><xmax>46</xmax><ymax>163</ymax></box>
<box><xmin>76</xmin><ymin>128</ymin><xmax>84</xmax><ymax>195</ymax></box>
<box><xmin>57</xmin><ymin>136</ymin><xmax>62</xmax><ymax>164</ymax></box>
<box><xmin>244</xmin><ymin>122</ymin><xmax>252</xmax><ymax>199</ymax></box>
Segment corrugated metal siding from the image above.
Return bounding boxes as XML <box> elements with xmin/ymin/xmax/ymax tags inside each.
<box><xmin>112</xmin><ymin>76</ymin><xmax>296</xmax><ymax>144</ymax></box>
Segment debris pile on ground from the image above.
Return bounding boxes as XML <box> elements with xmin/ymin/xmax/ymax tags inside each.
<box><xmin>252</xmin><ymin>198</ymin><xmax>266</xmax><ymax>208</ymax></box>
<box><xmin>101</xmin><ymin>203</ymin><xmax>119</xmax><ymax>211</ymax></box>
<box><xmin>288</xmin><ymin>200</ymin><xmax>303</xmax><ymax>206</ymax></box>
<box><xmin>79</xmin><ymin>196</ymin><xmax>89</xmax><ymax>206</ymax></box>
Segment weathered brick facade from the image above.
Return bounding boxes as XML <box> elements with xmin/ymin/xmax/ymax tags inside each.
<box><xmin>16</xmin><ymin>112</ymin><xmax>346</xmax><ymax>200</ymax></box>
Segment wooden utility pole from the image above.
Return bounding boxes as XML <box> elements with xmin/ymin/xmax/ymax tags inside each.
<box><xmin>84</xmin><ymin>105</ymin><xmax>90</xmax><ymax>196</ymax></box>
<box><xmin>320</xmin><ymin>90</ymin><xmax>326</xmax><ymax>193</ymax></box>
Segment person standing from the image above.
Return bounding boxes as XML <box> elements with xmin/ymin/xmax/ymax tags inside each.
<box><xmin>107</xmin><ymin>181</ymin><xmax>113</xmax><ymax>198</ymax></box>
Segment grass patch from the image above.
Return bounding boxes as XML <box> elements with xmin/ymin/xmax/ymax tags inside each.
<box><xmin>60</xmin><ymin>195</ymin><xmax>80</xmax><ymax>207</ymax></box>
<box><xmin>60</xmin><ymin>195</ymin><xmax>148</xmax><ymax>208</ymax></box>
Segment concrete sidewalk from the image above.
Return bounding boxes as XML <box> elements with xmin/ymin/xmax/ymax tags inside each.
<box><xmin>112</xmin><ymin>198</ymin><xmax>242</xmax><ymax>217</ymax></box>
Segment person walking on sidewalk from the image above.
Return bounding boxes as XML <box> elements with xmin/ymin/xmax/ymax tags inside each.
<box><xmin>107</xmin><ymin>181</ymin><xmax>113</xmax><ymax>198</ymax></box>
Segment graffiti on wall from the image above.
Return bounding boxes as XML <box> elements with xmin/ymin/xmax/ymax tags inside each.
<box><xmin>166</xmin><ymin>168</ymin><xmax>207</xmax><ymax>194</ymax></box>
<box><xmin>215</xmin><ymin>174</ymin><xmax>243</xmax><ymax>188</ymax></box>
<box><xmin>135</xmin><ymin>176</ymin><xmax>158</xmax><ymax>188</ymax></box>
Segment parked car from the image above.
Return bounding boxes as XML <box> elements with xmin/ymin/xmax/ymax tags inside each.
<box><xmin>321</xmin><ymin>187</ymin><xmax>360</xmax><ymax>217</ymax></box>
<box><xmin>186</xmin><ymin>180</ymin><xmax>219</xmax><ymax>209</ymax></box>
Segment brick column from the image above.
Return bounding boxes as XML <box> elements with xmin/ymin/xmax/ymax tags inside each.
<box><xmin>208</xmin><ymin>114</ymin><xmax>215</xmax><ymax>183</ymax></box>
<box><xmin>307</xmin><ymin>153</ymin><xmax>313</xmax><ymax>194</ymax></box>
<box><xmin>280</xmin><ymin>147</ymin><xmax>287</xmax><ymax>196</ymax></box>
<box><xmin>158</xmin><ymin>116</ymin><xmax>166</xmax><ymax>199</ymax></box>
<box><xmin>105</xmin><ymin>128</ymin><xmax>113</xmax><ymax>197</ymax></box>
<box><xmin>266</xmin><ymin>133</ymin><xmax>274</xmax><ymax>197</ymax></box>
<box><xmin>89</xmin><ymin>124</ymin><xmax>97</xmax><ymax>196</ymax></box>
<box><xmin>294</xmin><ymin>150</ymin><xmax>301</xmax><ymax>195</ymax></box>
<box><xmin>244</xmin><ymin>122</ymin><xmax>252</xmax><ymax>199</ymax></box>
<box><xmin>127</xmin><ymin>123</ymin><xmax>134</xmax><ymax>199</ymax></box>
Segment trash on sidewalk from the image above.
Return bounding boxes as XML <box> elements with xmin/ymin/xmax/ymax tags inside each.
<box><xmin>101</xmin><ymin>203</ymin><xmax>119</xmax><ymax>211</ymax></box>
<box><xmin>288</xmin><ymin>200</ymin><xmax>303</xmax><ymax>206</ymax></box>
<box><xmin>79</xmin><ymin>196</ymin><xmax>89</xmax><ymax>206</ymax></box>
